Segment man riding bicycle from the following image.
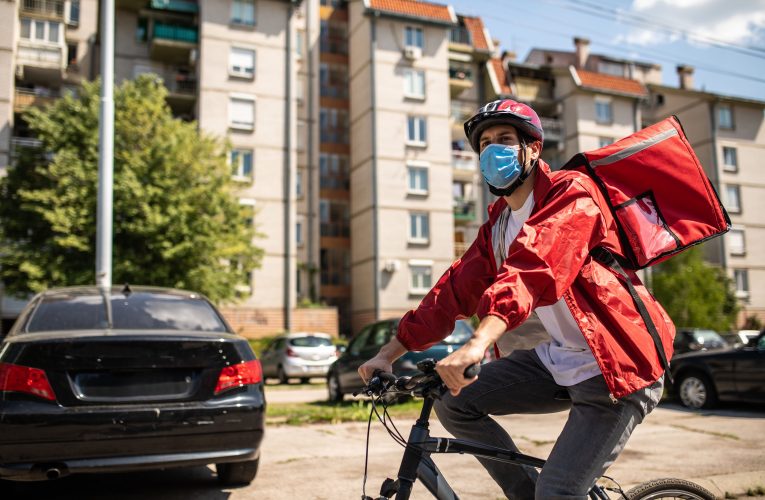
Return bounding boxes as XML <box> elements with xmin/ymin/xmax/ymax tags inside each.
<box><xmin>359</xmin><ymin>99</ymin><xmax>674</xmax><ymax>500</ymax></box>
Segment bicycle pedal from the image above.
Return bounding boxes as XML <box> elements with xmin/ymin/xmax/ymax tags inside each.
<box><xmin>380</xmin><ymin>477</ymin><xmax>399</xmax><ymax>497</ymax></box>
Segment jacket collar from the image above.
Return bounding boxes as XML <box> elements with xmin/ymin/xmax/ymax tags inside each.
<box><xmin>489</xmin><ymin>160</ymin><xmax>553</xmax><ymax>219</ymax></box>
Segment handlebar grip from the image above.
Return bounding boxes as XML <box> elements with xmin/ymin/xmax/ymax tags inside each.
<box><xmin>372</xmin><ymin>370</ymin><xmax>397</xmax><ymax>384</ymax></box>
<box><xmin>464</xmin><ymin>364</ymin><xmax>481</xmax><ymax>378</ymax></box>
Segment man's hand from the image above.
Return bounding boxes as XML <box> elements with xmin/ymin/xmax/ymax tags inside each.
<box><xmin>435</xmin><ymin>341</ymin><xmax>486</xmax><ymax>396</ymax></box>
<box><xmin>358</xmin><ymin>337</ymin><xmax>408</xmax><ymax>384</ymax></box>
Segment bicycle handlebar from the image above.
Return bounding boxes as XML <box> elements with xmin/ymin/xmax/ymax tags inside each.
<box><xmin>359</xmin><ymin>360</ymin><xmax>481</xmax><ymax>399</ymax></box>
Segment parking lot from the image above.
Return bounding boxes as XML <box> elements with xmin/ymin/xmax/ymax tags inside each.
<box><xmin>4</xmin><ymin>385</ymin><xmax>764</xmax><ymax>500</ymax></box>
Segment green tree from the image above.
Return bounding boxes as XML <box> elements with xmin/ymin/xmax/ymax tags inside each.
<box><xmin>651</xmin><ymin>246</ymin><xmax>739</xmax><ymax>331</ymax></box>
<box><xmin>0</xmin><ymin>76</ymin><xmax>262</xmax><ymax>302</ymax></box>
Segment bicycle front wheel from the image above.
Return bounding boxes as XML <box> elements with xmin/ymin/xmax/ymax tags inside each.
<box><xmin>625</xmin><ymin>478</ymin><xmax>715</xmax><ymax>500</ymax></box>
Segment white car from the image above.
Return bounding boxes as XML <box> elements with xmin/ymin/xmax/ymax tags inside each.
<box><xmin>260</xmin><ymin>332</ymin><xmax>339</xmax><ymax>384</ymax></box>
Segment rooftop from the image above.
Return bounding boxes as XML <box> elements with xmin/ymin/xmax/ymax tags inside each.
<box><xmin>367</xmin><ymin>0</ymin><xmax>456</xmax><ymax>24</ymax></box>
<box><xmin>574</xmin><ymin>68</ymin><xmax>648</xmax><ymax>97</ymax></box>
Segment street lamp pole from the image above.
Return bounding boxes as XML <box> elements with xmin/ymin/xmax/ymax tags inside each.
<box><xmin>96</xmin><ymin>0</ymin><xmax>115</xmax><ymax>288</ymax></box>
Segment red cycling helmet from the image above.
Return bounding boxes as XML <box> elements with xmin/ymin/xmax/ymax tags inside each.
<box><xmin>464</xmin><ymin>99</ymin><xmax>544</xmax><ymax>152</ymax></box>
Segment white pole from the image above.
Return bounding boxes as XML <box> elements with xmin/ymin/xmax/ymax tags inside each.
<box><xmin>96</xmin><ymin>0</ymin><xmax>115</xmax><ymax>288</ymax></box>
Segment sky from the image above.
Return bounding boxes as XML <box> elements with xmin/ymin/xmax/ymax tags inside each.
<box><xmin>447</xmin><ymin>0</ymin><xmax>765</xmax><ymax>101</ymax></box>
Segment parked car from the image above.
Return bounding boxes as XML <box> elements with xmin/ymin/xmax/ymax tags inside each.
<box><xmin>0</xmin><ymin>286</ymin><xmax>264</xmax><ymax>485</ymax></box>
<box><xmin>327</xmin><ymin>318</ymin><xmax>475</xmax><ymax>401</ymax></box>
<box><xmin>672</xmin><ymin>328</ymin><xmax>728</xmax><ymax>356</ymax></box>
<box><xmin>260</xmin><ymin>332</ymin><xmax>338</xmax><ymax>384</ymax></box>
<box><xmin>669</xmin><ymin>331</ymin><xmax>765</xmax><ymax>409</ymax></box>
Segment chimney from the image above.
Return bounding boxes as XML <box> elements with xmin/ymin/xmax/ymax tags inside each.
<box><xmin>502</xmin><ymin>50</ymin><xmax>517</xmax><ymax>65</ymax></box>
<box><xmin>574</xmin><ymin>37</ymin><xmax>590</xmax><ymax>69</ymax></box>
<box><xmin>677</xmin><ymin>64</ymin><xmax>694</xmax><ymax>89</ymax></box>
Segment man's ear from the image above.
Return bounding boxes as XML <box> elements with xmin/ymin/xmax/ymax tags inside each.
<box><xmin>528</xmin><ymin>140</ymin><xmax>542</xmax><ymax>161</ymax></box>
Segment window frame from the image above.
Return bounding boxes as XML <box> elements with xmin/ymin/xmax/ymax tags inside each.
<box><xmin>717</xmin><ymin>104</ymin><xmax>734</xmax><ymax>130</ymax></box>
<box><xmin>408</xmin><ymin>211</ymin><xmax>430</xmax><ymax>244</ymax></box>
<box><xmin>229</xmin><ymin>94</ymin><xmax>256</xmax><ymax>131</ymax></box>
<box><xmin>408</xmin><ymin>259</ymin><xmax>433</xmax><ymax>295</ymax></box>
<box><xmin>231</xmin><ymin>0</ymin><xmax>256</xmax><ymax>27</ymax></box>
<box><xmin>728</xmin><ymin>228</ymin><xmax>746</xmax><ymax>256</ymax></box>
<box><xmin>19</xmin><ymin>18</ymin><xmax>62</xmax><ymax>45</ymax></box>
<box><xmin>594</xmin><ymin>97</ymin><xmax>613</xmax><ymax>125</ymax></box>
<box><xmin>230</xmin><ymin>148</ymin><xmax>254</xmax><ymax>182</ymax></box>
<box><xmin>407</xmin><ymin>162</ymin><xmax>429</xmax><ymax>196</ymax></box>
<box><xmin>403</xmin><ymin>69</ymin><xmax>426</xmax><ymax>100</ymax></box>
<box><xmin>404</xmin><ymin>26</ymin><xmax>424</xmax><ymax>49</ymax></box>
<box><xmin>725</xmin><ymin>184</ymin><xmax>741</xmax><ymax>214</ymax></box>
<box><xmin>406</xmin><ymin>115</ymin><xmax>427</xmax><ymax>147</ymax></box>
<box><xmin>229</xmin><ymin>46</ymin><xmax>256</xmax><ymax>79</ymax></box>
<box><xmin>733</xmin><ymin>268</ymin><xmax>749</xmax><ymax>299</ymax></box>
<box><xmin>722</xmin><ymin>146</ymin><xmax>738</xmax><ymax>173</ymax></box>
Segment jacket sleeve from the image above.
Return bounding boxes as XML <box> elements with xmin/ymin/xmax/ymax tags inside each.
<box><xmin>396</xmin><ymin>214</ymin><xmax>498</xmax><ymax>351</ymax></box>
<box><xmin>477</xmin><ymin>178</ymin><xmax>608</xmax><ymax>331</ymax></box>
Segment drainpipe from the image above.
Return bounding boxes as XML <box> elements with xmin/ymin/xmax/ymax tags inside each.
<box><xmin>370</xmin><ymin>14</ymin><xmax>379</xmax><ymax>319</ymax></box>
<box><xmin>708</xmin><ymin>100</ymin><xmax>727</xmax><ymax>270</ymax></box>
<box><xmin>306</xmin><ymin>0</ymin><xmax>316</xmax><ymax>302</ymax></box>
<box><xmin>283</xmin><ymin>2</ymin><xmax>295</xmax><ymax>331</ymax></box>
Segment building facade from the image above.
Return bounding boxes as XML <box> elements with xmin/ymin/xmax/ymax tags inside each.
<box><xmin>2</xmin><ymin>1</ymin><xmax>762</xmax><ymax>334</ymax></box>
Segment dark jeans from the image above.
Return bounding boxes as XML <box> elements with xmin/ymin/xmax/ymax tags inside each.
<box><xmin>433</xmin><ymin>349</ymin><xmax>663</xmax><ymax>500</ymax></box>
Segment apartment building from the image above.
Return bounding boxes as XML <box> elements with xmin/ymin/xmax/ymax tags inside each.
<box><xmin>506</xmin><ymin>37</ymin><xmax>765</xmax><ymax>324</ymax></box>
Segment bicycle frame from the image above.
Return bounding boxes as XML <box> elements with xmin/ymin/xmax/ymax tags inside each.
<box><xmin>386</xmin><ymin>395</ymin><xmax>611</xmax><ymax>500</ymax></box>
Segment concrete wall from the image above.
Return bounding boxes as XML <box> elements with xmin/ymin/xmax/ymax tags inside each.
<box><xmin>0</xmin><ymin>1</ymin><xmax>17</xmax><ymax>175</ymax></box>
<box><xmin>220</xmin><ymin>305</ymin><xmax>339</xmax><ymax>338</ymax></box>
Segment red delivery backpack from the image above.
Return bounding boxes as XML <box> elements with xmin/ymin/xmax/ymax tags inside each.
<box><xmin>562</xmin><ymin>115</ymin><xmax>731</xmax><ymax>380</ymax></box>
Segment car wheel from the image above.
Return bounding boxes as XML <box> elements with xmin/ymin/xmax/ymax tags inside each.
<box><xmin>216</xmin><ymin>458</ymin><xmax>259</xmax><ymax>486</ymax></box>
<box><xmin>277</xmin><ymin>365</ymin><xmax>289</xmax><ymax>385</ymax></box>
<box><xmin>678</xmin><ymin>371</ymin><xmax>718</xmax><ymax>409</ymax></box>
<box><xmin>328</xmin><ymin>372</ymin><xmax>344</xmax><ymax>402</ymax></box>
<box><xmin>300</xmin><ymin>377</ymin><xmax>310</xmax><ymax>385</ymax></box>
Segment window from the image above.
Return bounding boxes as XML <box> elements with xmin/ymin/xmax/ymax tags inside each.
<box><xmin>407</xmin><ymin>164</ymin><xmax>428</xmax><ymax>195</ymax></box>
<box><xmin>595</xmin><ymin>98</ymin><xmax>613</xmax><ymax>124</ymax></box>
<box><xmin>240</xmin><ymin>199</ymin><xmax>256</xmax><ymax>228</ymax></box>
<box><xmin>229</xmin><ymin>95</ymin><xmax>255</xmax><ymax>130</ymax></box>
<box><xmin>718</xmin><ymin>104</ymin><xmax>734</xmax><ymax>129</ymax></box>
<box><xmin>728</xmin><ymin>228</ymin><xmax>745</xmax><ymax>256</ymax></box>
<box><xmin>722</xmin><ymin>146</ymin><xmax>738</xmax><ymax>172</ymax></box>
<box><xmin>231</xmin><ymin>0</ymin><xmax>256</xmax><ymax>26</ymax></box>
<box><xmin>725</xmin><ymin>185</ymin><xmax>741</xmax><ymax>213</ymax></box>
<box><xmin>320</xmin><ymin>63</ymin><xmax>348</xmax><ymax>98</ymax></box>
<box><xmin>231</xmin><ymin>148</ymin><xmax>253</xmax><ymax>180</ymax></box>
<box><xmin>320</xmin><ymin>199</ymin><xmax>350</xmax><ymax>237</ymax></box>
<box><xmin>319</xmin><ymin>154</ymin><xmax>350</xmax><ymax>190</ymax></box>
<box><xmin>296</xmin><ymin>217</ymin><xmax>304</xmax><ymax>246</ymax></box>
<box><xmin>67</xmin><ymin>42</ymin><xmax>78</xmax><ymax>69</ymax></box>
<box><xmin>598</xmin><ymin>137</ymin><xmax>614</xmax><ymax>148</ymax></box>
<box><xmin>296</xmin><ymin>30</ymin><xmax>304</xmax><ymax>59</ymax></box>
<box><xmin>409</xmin><ymin>260</ymin><xmax>433</xmax><ymax>294</ymax></box>
<box><xmin>320</xmin><ymin>248</ymin><xmax>350</xmax><ymax>286</ymax></box>
<box><xmin>733</xmin><ymin>269</ymin><xmax>749</xmax><ymax>298</ymax></box>
<box><xmin>405</xmin><ymin>26</ymin><xmax>424</xmax><ymax>49</ymax></box>
<box><xmin>67</xmin><ymin>0</ymin><xmax>80</xmax><ymax>27</ymax></box>
<box><xmin>407</xmin><ymin>115</ymin><xmax>427</xmax><ymax>146</ymax></box>
<box><xmin>404</xmin><ymin>69</ymin><xmax>425</xmax><ymax>99</ymax></box>
<box><xmin>320</xmin><ymin>109</ymin><xmax>348</xmax><ymax>143</ymax></box>
<box><xmin>19</xmin><ymin>18</ymin><xmax>61</xmax><ymax>43</ymax></box>
<box><xmin>296</xmin><ymin>169</ymin><xmax>303</xmax><ymax>197</ymax></box>
<box><xmin>597</xmin><ymin>61</ymin><xmax>624</xmax><ymax>77</ymax></box>
<box><xmin>229</xmin><ymin>47</ymin><xmax>255</xmax><ymax>78</ymax></box>
<box><xmin>409</xmin><ymin>212</ymin><xmax>430</xmax><ymax>243</ymax></box>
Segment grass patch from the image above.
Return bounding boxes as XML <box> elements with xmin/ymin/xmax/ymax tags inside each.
<box><xmin>747</xmin><ymin>485</ymin><xmax>765</xmax><ymax>496</ymax></box>
<box><xmin>266</xmin><ymin>399</ymin><xmax>424</xmax><ymax>425</ymax></box>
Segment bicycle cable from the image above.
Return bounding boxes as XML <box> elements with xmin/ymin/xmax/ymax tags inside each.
<box><xmin>362</xmin><ymin>399</ymin><xmax>374</xmax><ymax>500</ymax></box>
<box><xmin>599</xmin><ymin>474</ymin><xmax>628</xmax><ymax>499</ymax></box>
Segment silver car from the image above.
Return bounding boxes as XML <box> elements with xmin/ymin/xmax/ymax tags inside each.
<box><xmin>260</xmin><ymin>332</ymin><xmax>339</xmax><ymax>384</ymax></box>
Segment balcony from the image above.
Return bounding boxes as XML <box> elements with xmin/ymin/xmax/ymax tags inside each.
<box><xmin>454</xmin><ymin>241</ymin><xmax>469</xmax><ymax>258</ymax></box>
<box><xmin>150</xmin><ymin>0</ymin><xmax>198</xmax><ymax>14</ymax></box>
<box><xmin>452</xmin><ymin>150</ymin><xmax>476</xmax><ymax>182</ymax></box>
<box><xmin>14</xmin><ymin>87</ymin><xmax>59</xmax><ymax>113</ymax></box>
<box><xmin>10</xmin><ymin>137</ymin><xmax>43</xmax><ymax>161</ymax></box>
<box><xmin>540</xmin><ymin>117</ymin><xmax>563</xmax><ymax>144</ymax></box>
<box><xmin>453</xmin><ymin>198</ymin><xmax>476</xmax><ymax>223</ymax></box>
<box><xmin>449</xmin><ymin>66</ymin><xmax>473</xmax><ymax>96</ymax></box>
<box><xmin>20</xmin><ymin>0</ymin><xmax>64</xmax><ymax>19</ymax></box>
<box><xmin>150</xmin><ymin>22</ymin><xmax>198</xmax><ymax>64</ymax></box>
<box><xmin>16</xmin><ymin>40</ymin><xmax>65</xmax><ymax>81</ymax></box>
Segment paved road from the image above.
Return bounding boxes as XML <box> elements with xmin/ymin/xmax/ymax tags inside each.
<box><xmin>5</xmin><ymin>400</ymin><xmax>764</xmax><ymax>499</ymax></box>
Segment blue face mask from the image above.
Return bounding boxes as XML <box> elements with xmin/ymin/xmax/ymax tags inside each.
<box><xmin>479</xmin><ymin>144</ymin><xmax>522</xmax><ymax>189</ymax></box>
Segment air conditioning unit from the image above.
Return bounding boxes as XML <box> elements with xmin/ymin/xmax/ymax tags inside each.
<box><xmin>403</xmin><ymin>46</ymin><xmax>422</xmax><ymax>60</ymax></box>
<box><xmin>383</xmin><ymin>259</ymin><xmax>401</xmax><ymax>273</ymax></box>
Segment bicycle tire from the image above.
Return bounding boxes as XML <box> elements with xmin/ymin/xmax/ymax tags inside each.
<box><xmin>624</xmin><ymin>478</ymin><xmax>715</xmax><ymax>500</ymax></box>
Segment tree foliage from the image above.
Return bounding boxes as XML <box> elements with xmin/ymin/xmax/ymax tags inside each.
<box><xmin>0</xmin><ymin>76</ymin><xmax>262</xmax><ymax>302</ymax></box>
<box><xmin>651</xmin><ymin>246</ymin><xmax>739</xmax><ymax>332</ymax></box>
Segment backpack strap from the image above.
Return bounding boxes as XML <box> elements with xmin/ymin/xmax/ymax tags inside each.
<box><xmin>590</xmin><ymin>247</ymin><xmax>674</xmax><ymax>385</ymax></box>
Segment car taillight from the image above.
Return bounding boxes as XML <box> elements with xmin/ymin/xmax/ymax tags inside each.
<box><xmin>0</xmin><ymin>362</ymin><xmax>56</xmax><ymax>401</ymax></box>
<box><xmin>215</xmin><ymin>360</ymin><xmax>263</xmax><ymax>395</ymax></box>
<box><xmin>285</xmin><ymin>347</ymin><xmax>298</xmax><ymax>358</ymax></box>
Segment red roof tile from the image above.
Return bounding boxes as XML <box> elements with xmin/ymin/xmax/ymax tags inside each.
<box><xmin>462</xmin><ymin>16</ymin><xmax>489</xmax><ymax>51</ymax></box>
<box><xmin>576</xmin><ymin>69</ymin><xmax>647</xmax><ymax>97</ymax></box>
<box><xmin>490</xmin><ymin>58</ymin><xmax>511</xmax><ymax>94</ymax></box>
<box><xmin>368</xmin><ymin>0</ymin><xmax>454</xmax><ymax>24</ymax></box>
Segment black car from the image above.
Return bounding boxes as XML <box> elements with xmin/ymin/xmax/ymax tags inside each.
<box><xmin>0</xmin><ymin>286</ymin><xmax>264</xmax><ymax>485</ymax></box>
<box><xmin>669</xmin><ymin>331</ymin><xmax>765</xmax><ymax>409</ymax></box>
<box><xmin>327</xmin><ymin>318</ymin><xmax>474</xmax><ymax>401</ymax></box>
<box><xmin>672</xmin><ymin>328</ymin><xmax>729</xmax><ymax>356</ymax></box>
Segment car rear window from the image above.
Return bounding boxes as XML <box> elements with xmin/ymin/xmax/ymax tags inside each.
<box><xmin>26</xmin><ymin>292</ymin><xmax>228</xmax><ymax>332</ymax></box>
<box><xmin>692</xmin><ymin>330</ymin><xmax>725</xmax><ymax>344</ymax></box>
<box><xmin>288</xmin><ymin>336</ymin><xmax>333</xmax><ymax>348</ymax></box>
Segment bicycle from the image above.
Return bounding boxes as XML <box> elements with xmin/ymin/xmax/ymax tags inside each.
<box><xmin>357</xmin><ymin>359</ymin><xmax>715</xmax><ymax>500</ymax></box>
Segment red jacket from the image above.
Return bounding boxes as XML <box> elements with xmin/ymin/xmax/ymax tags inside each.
<box><xmin>396</xmin><ymin>161</ymin><xmax>675</xmax><ymax>399</ymax></box>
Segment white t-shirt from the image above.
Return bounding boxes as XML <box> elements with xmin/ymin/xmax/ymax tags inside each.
<box><xmin>503</xmin><ymin>193</ymin><xmax>602</xmax><ymax>386</ymax></box>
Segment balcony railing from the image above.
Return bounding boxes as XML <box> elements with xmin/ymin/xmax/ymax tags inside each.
<box><xmin>320</xmin><ymin>85</ymin><xmax>349</xmax><ymax>99</ymax></box>
<box><xmin>14</xmin><ymin>87</ymin><xmax>59</xmax><ymax>112</ymax></box>
<box><xmin>10</xmin><ymin>137</ymin><xmax>43</xmax><ymax>160</ymax></box>
<box><xmin>21</xmin><ymin>0</ymin><xmax>64</xmax><ymax>18</ymax></box>
<box><xmin>454</xmin><ymin>241</ymin><xmax>470</xmax><ymax>258</ymax></box>
<box><xmin>16</xmin><ymin>40</ymin><xmax>64</xmax><ymax>69</ymax></box>
<box><xmin>540</xmin><ymin>117</ymin><xmax>563</xmax><ymax>143</ymax></box>
<box><xmin>452</xmin><ymin>150</ymin><xmax>476</xmax><ymax>171</ymax></box>
<box><xmin>168</xmin><ymin>74</ymin><xmax>197</xmax><ymax>94</ymax></box>
<box><xmin>150</xmin><ymin>0</ymin><xmax>198</xmax><ymax>13</ymax></box>
<box><xmin>153</xmin><ymin>23</ymin><xmax>198</xmax><ymax>44</ymax></box>
<box><xmin>453</xmin><ymin>198</ymin><xmax>476</xmax><ymax>221</ymax></box>
<box><xmin>320</xmin><ymin>36</ymin><xmax>347</xmax><ymax>55</ymax></box>
<box><xmin>320</xmin><ymin>223</ymin><xmax>350</xmax><ymax>238</ymax></box>
<box><xmin>449</xmin><ymin>67</ymin><xmax>473</xmax><ymax>82</ymax></box>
